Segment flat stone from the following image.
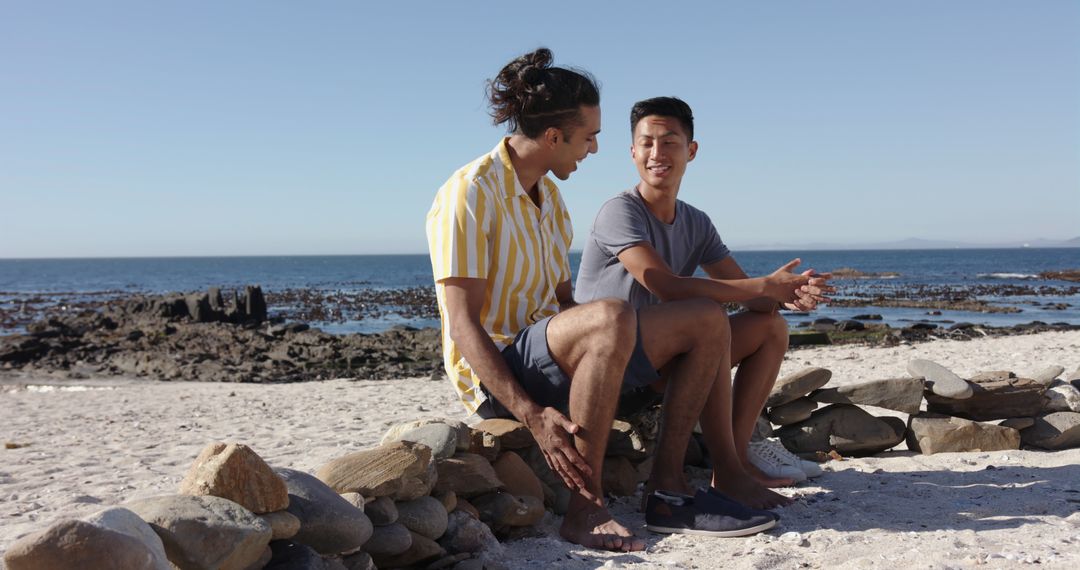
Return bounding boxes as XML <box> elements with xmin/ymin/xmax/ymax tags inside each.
<box><xmin>466</xmin><ymin>428</ymin><xmax>501</xmax><ymax>462</ymax></box>
<box><xmin>810</xmin><ymin>377</ymin><xmax>925</xmax><ymax>414</ymax></box>
<box><xmin>371</xmin><ymin>531</ymin><xmax>445</xmax><ymax>569</ymax></box>
<box><xmin>775</xmin><ymin>403</ymin><xmax>903</xmax><ymax>455</ymax></box>
<box><xmin>260</xmin><ymin>510</ymin><xmax>301</xmax><ymax>540</ymax></box>
<box><xmin>1031</xmin><ymin>365</ymin><xmax>1065</xmax><ymax>386</ymax></box>
<box><xmin>264</xmin><ymin>541</ymin><xmax>336</xmax><ymax>570</ymax></box>
<box><xmin>970</xmin><ymin>370</ymin><xmax>1016</xmax><ymax>382</ymax></box>
<box><xmin>517</xmin><ymin>446</ymin><xmax>570</xmax><ymax>514</ymax></box>
<box><xmin>363</xmin><ymin>496</ymin><xmax>398</xmax><ymax>526</ymax></box>
<box><xmin>381</xmin><ymin>418</ymin><xmax>471</xmax><ymax>453</ymax></box>
<box><xmin>395</xmin><ymin>496</ymin><xmax>449</xmax><ymax>541</ymax></box>
<box><xmin>471</xmin><ymin>492</ymin><xmax>545</xmax><ymax>529</ymax></box>
<box><xmin>1021</xmin><ymin>412</ymin><xmax>1080</xmax><ymax>450</ymax></box>
<box><xmin>433</xmin><ymin>490</ymin><xmax>457</xmax><ymax>514</ymax></box>
<box><xmin>907</xmin><ymin>359</ymin><xmax>973</xmax><ymax>399</ymax></box>
<box><xmin>362</xmin><ymin>522</ymin><xmax>412</xmax><ymax>557</ymax></box>
<box><xmin>475</xmin><ymin>418</ymin><xmax>535</xmax><ymax>449</ymax></box>
<box><xmin>606</xmin><ymin>420</ymin><xmax>647</xmax><ymax>460</ymax></box>
<box><xmin>3</xmin><ymin>507</ymin><xmax>170</xmax><ymax>570</ymax></box>
<box><xmin>433</xmin><ymin>453</ymin><xmax>503</xmax><ymax>498</ymax></box>
<box><xmin>454</xmin><ymin>498</ymin><xmax>481</xmax><ymax>519</ymax></box>
<box><xmin>768</xmin><ymin>397</ymin><xmax>817</xmax><ymax>425</ymax></box>
<box><xmin>315</xmin><ymin>441</ymin><xmax>436</xmax><ymax>500</ymax></box>
<box><xmin>178</xmin><ymin>442</ymin><xmax>289</xmax><ymax>514</ymax></box>
<box><xmin>766</xmin><ymin>367</ymin><xmax>833</xmax><ymax>407</ymax></box>
<box><xmin>276</xmin><ymin>467</ymin><xmax>373</xmax><ymax>555</ymax></box>
<box><xmin>926</xmin><ymin>376</ymin><xmax>1048</xmax><ymax>420</ymax></box>
<box><xmin>438</xmin><ymin>511</ymin><xmax>504</xmax><ymax>556</ymax></box>
<box><xmin>492</xmin><ymin>451</ymin><xmax>544</xmax><ymax>502</ymax></box>
<box><xmin>907</xmin><ymin>413</ymin><xmax>1021</xmax><ymax>454</ymax></box>
<box><xmin>998</xmin><ymin>417</ymin><xmax>1035</xmax><ymax>430</ymax></box>
<box><xmin>787</xmin><ymin>331</ymin><xmax>831</xmax><ymax>347</ymax></box>
<box><xmin>394</xmin><ymin>424</ymin><xmax>459</xmax><ymax>460</ymax></box>
<box><xmin>125</xmin><ymin>494</ymin><xmax>271</xmax><ymax>570</ymax></box>
<box><xmin>602</xmin><ymin>455</ymin><xmax>638</xmax><ymax>496</ymax></box>
<box><xmin>1045</xmin><ymin>381</ymin><xmax>1080</xmax><ymax>413</ymax></box>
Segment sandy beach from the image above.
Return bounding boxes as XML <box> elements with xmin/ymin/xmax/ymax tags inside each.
<box><xmin>3</xmin><ymin>330</ymin><xmax>1079</xmax><ymax>569</ymax></box>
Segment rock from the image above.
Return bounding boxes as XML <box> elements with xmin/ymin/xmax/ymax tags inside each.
<box><xmin>3</xmin><ymin>507</ymin><xmax>170</xmax><ymax>570</ymax></box>
<box><xmin>467</xmin><ymin>428</ymin><xmax>501</xmax><ymax>462</ymax></box>
<box><xmin>426</xmin><ymin>553</ymin><xmax>474</xmax><ymax>570</ymax></box>
<box><xmin>362</xmin><ymin>522</ymin><xmax>412</xmax><ymax>557</ymax></box>
<box><xmin>754</xmin><ymin>414</ymin><xmax>774</xmax><ymax>438</ymax></box>
<box><xmin>341</xmin><ymin>551</ymin><xmax>376</xmax><ymax>570</ymax></box>
<box><xmin>454</xmin><ymin>498</ymin><xmax>481</xmax><ymax>519</ymax></box>
<box><xmin>244</xmin><ymin>285</ymin><xmax>267</xmax><ymax>322</ymax></box>
<box><xmin>439</xmin><ymin>511</ymin><xmax>504</xmax><ymax>556</ymax></box>
<box><xmin>787</xmin><ymin>331</ymin><xmax>831</xmax><ymax>347</ymax></box>
<box><xmin>768</xmin><ymin>397</ymin><xmax>817</xmax><ymax>425</ymax></box>
<box><xmin>382</xmin><ymin>418</ymin><xmax>472</xmax><ymax>453</ymax></box>
<box><xmin>396</xmin><ymin>496</ymin><xmax>449</xmax><ymax>540</ymax></box>
<box><xmin>925</xmin><ymin>376</ymin><xmax>1048</xmax><ymax>420</ymax></box>
<box><xmin>384</xmin><ymin>423</ymin><xmax>461</xmax><ymax>460</ymax></box>
<box><xmin>766</xmin><ymin>367</ymin><xmax>833</xmax><ymax>407</ymax></box>
<box><xmin>363</xmin><ymin>496</ymin><xmax>397</xmax><ymax>525</ymax></box>
<box><xmin>125</xmin><ymin>494</ymin><xmax>271</xmax><ymax>570</ymax></box>
<box><xmin>602</xmin><ymin>455</ymin><xmax>639</xmax><ymax>496</ymax></box>
<box><xmin>315</xmin><ymin>441</ymin><xmax>436</xmax><ymax>501</ymax></box>
<box><xmin>970</xmin><ymin>370</ymin><xmax>1015</xmax><ymax>382</ymax></box>
<box><xmin>264</xmin><ymin>541</ymin><xmax>335</xmax><ymax>570</ymax></box>
<box><xmin>809</xmin><ymin>377</ymin><xmax>925</xmax><ymax>414</ymax></box>
<box><xmin>178</xmin><ymin>442</ymin><xmax>289</xmax><ymax>514</ymax></box>
<box><xmin>907</xmin><ymin>413</ymin><xmax>1021</xmax><ymax>454</ymax></box>
<box><xmin>340</xmin><ymin>492</ymin><xmax>366</xmax><ymax>510</ymax></box>
<box><xmin>275</xmin><ymin>468</ymin><xmax>373</xmax><ymax>555</ymax></box>
<box><xmin>606</xmin><ymin>420</ymin><xmax>647</xmax><ymax>460</ymax></box>
<box><xmin>371</xmin><ymin>531</ymin><xmax>445</xmax><ymax>569</ymax></box>
<box><xmin>879</xmin><ymin>416</ymin><xmax>907</xmax><ymax>439</ymax></box>
<box><xmin>1045</xmin><ymin>381</ymin><xmax>1080</xmax><ymax>413</ymax></box>
<box><xmin>475</xmin><ymin>418</ymin><xmax>535</xmax><ymax>449</ymax></box>
<box><xmin>776</xmin><ymin>404</ymin><xmax>903</xmax><ymax>455</ymax></box>
<box><xmin>434</xmin><ymin>490</ymin><xmax>457</xmax><ymax>514</ymax></box>
<box><xmin>907</xmin><ymin>359</ymin><xmax>973</xmax><ymax>399</ymax></box>
<box><xmin>1031</xmin><ymin>365</ymin><xmax>1065</xmax><ymax>386</ymax></box>
<box><xmin>492</xmin><ymin>451</ymin><xmax>544</xmax><ymax>502</ymax></box>
<box><xmin>852</xmin><ymin>314</ymin><xmax>883</xmax><ymax>320</ymax></box>
<box><xmin>433</xmin><ymin>453</ymin><xmax>503</xmax><ymax>498</ymax></box>
<box><xmin>260</xmin><ymin>510</ymin><xmax>301</xmax><ymax>540</ymax></box>
<box><xmin>517</xmin><ymin>447</ymin><xmax>571</xmax><ymax>514</ymax></box>
<box><xmin>1020</xmin><ymin>412</ymin><xmax>1080</xmax><ymax>450</ymax></box>
<box><xmin>471</xmin><ymin>492</ymin><xmax>545</xmax><ymax>529</ymax></box>
<box><xmin>836</xmin><ymin>319</ymin><xmax>865</xmax><ymax>331</ymax></box>
<box><xmin>998</xmin><ymin>417</ymin><xmax>1035</xmax><ymax>430</ymax></box>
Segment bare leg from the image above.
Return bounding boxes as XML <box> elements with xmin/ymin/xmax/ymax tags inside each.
<box><xmin>729</xmin><ymin>311</ymin><xmax>790</xmax><ymax>482</ymax></box>
<box><xmin>546</xmin><ymin>299</ymin><xmax>645</xmax><ymax>552</ymax></box>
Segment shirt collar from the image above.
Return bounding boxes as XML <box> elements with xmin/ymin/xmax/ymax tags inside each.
<box><xmin>494</xmin><ymin>138</ymin><xmax>555</xmax><ymax>217</ymax></box>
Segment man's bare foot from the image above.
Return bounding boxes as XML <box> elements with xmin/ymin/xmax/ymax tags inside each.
<box><xmin>712</xmin><ymin>472</ymin><xmax>794</xmax><ymax>509</ymax></box>
<box><xmin>745</xmin><ymin>462</ymin><xmax>797</xmax><ymax>488</ymax></box>
<box><xmin>560</xmin><ymin>496</ymin><xmax>645</xmax><ymax>552</ymax></box>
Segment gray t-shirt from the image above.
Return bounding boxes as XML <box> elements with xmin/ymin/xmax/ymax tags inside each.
<box><xmin>575</xmin><ymin>188</ymin><xmax>729</xmax><ymax>309</ymax></box>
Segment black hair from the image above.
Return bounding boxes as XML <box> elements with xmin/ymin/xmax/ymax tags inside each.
<box><xmin>487</xmin><ymin>48</ymin><xmax>600</xmax><ymax>138</ymax></box>
<box><xmin>630</xmin><ymin>96</ymin><xmax>694</xmax><ymax>141</ymax></box>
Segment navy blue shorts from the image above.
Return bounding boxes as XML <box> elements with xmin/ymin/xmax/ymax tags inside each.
<box><xmin>475</xmin><ymin>314</ymin><xmax>660</xmax><ymax>419</ymax></box>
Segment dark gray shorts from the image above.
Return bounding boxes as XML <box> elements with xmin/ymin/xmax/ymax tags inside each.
<box><xmin>475</xmin><ymin>314</ymin><xmax>659</xmax><ymax>419</ymax></box>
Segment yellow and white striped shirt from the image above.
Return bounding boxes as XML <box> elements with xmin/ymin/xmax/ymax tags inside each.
<box><xmin>426</xmin><ymin>139</ymin><xmax>574</xmax><ymax>414</ymax></box>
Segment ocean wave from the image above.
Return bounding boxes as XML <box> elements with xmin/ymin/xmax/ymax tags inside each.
<box><xmin>977</xmin><ymin>273</ymin><xmax>1039</xmax><ymax>280</ymax></box>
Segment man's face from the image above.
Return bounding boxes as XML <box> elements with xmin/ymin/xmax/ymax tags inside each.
<box><xmin>631</xmin><ymin>115</ymin><xmax>697</xmax><ymax>191</ymax></box>
<box><xmin>549</xmin><ymin>105</ymin><xmax>601</xmax><ymax>181</ymax></box>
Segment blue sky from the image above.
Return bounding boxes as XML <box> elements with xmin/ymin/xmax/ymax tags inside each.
<box><xmin>1</xmin><ymin>1</ymin><xmax>1077</xmax><ymax>258</ymax></box>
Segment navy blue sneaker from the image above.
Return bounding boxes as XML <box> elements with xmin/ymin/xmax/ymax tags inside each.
<box><xmin>645</xmin><ymin>489</ymin><xmax>778</xmax><ymax>537</ymax></box>
<box><xmin>704</xmin><ymin>487</ymin><xmax>782</xmax><ymax>521</ymax></box>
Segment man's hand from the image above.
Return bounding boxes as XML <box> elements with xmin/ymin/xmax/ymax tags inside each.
<box><xmin>783</xmin><ymin>270</ymin><xmax>835</xmax><ymax>311</ymax></box>
<box><xmin>524</xmin><ymin>406</ymin><xmax>595</xmax><ymax>499</ymax></box>
<box><xmin>764</xmin><ymin>259</ymin><xmax>812</xmax><ymax>303</ymax></box>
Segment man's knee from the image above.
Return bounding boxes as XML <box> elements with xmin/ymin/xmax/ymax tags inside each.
<box><xmin>582</xmin><ymin>298</ymin><xmax>637</xmax><ymax>354</ymax></box>
<box><xmin>766</xmin><ymin>311</ymin><xmax>790</xmax><ymax>348</ymax></box>
<box><xmin>691</xmin><ymin>299</ymin><xmax>731</xmax><ymax>346</ymax></box>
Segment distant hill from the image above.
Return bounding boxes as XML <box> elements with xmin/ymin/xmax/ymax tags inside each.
<box><xmin>734</xmin><ymin>237</ymin><xmax>1080</xmax><ymax>251</ymax></box>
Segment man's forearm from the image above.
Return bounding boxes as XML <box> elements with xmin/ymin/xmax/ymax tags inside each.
<box><xmin>651</xmin><ymin>274</ymin><xmax>767</xmax><ymax>304</ymax></box>
<box><xmin>450</xmin><ymin>322</ymin><xmax>542</xmax><ymax>424</ymax></box>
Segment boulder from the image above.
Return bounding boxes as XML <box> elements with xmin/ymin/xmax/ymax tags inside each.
<box><xmin>395</xmin><ymin>496</ymin><xmax>449</xmax><ymax>540</ymax></box>
<box><xmin>754</xmin><ymin>414</ymin><xmax>774</xmax><ymax>438</ymax></box>
<box><xmin>433</xmin><ymin>453</ymin><xmax>503</xmax><ymax>498</ymax></box>
<box><xmin>809</xmin><ymin>377</ymin><xmax>925</xmax><ymax>414</ymax></box>
<box><xmin>471</xmin><ymin>492</ymin><xmax>545</xmax><ymax>529</ymax></box>
<box><xmin>907</xmin><ymin>359</ymin><xmax>973</xmax><ymax>399</ymax></box>
<box><xmin>766</xmin><ymin>367</ymin><xmax>833</xmax><ymax>407</ymax></box>
<box><xmin>602</xmin><ymin>456</ymin><xmax>639</xmax><ymax>496</ymax></box>
<box><xmin>925</xmin><ymin>376</ymin><xmax>1047</xmax><ymax>420</ymax></box>
<box><xmin>339</xmin><ymin>492</ymin><xmax>365</xmax><ymax>510</ymax></box>
<box><xmin>315</xmin><ymin>441</ymin><xmax>436</xmax><ymax>501</ymax></box>
<box><xmin>787</xmin><ymin>331</ymin><xmax>830</xmax><ymax>347</ymax></box>
<box><xmin>363</xmin><ymin>496</ymin><xmax>397</xmax><ymax>526</ymax></box>
<box><xmin>775</xmin><ymin>404</ymin><xmax>903</xmax><ymax>455</ymax></box>
<box><xmin>260</xmin><ymin>510</ymin><xmax>301</xmax><ymax>540</ymax></box>
<box><xmin>434</xmin><ymin>490</ymin><xmax>457</xmax><ymax>514</ymax></box>
<box><xmin>275</xmin><ymin>467</ymin><xmax>373</xmax><ymax>555</ymax></box>
<box><xmin>907</xmin><ymin>413</ymin><xmax>1021</xmax><ymax>454</ymax></box>
<box><xmin>606</xmin><ymin>420</ymin><xmax>647</xmax><ymax>460</ymax></box>
<box><xmin>970</xmin><ymin>370</ymin><xmax>1015</xmax><ymax>382</ymax></box>
<box><xmin>467</xmin><ymin>428</ymin><xmax>502</xmax><ymax>462</ymax></box>
<box><xmin>998</xmin><ymin>417</ymin><xmax>1035</xmax><ymax>430</ymax></box>
<box><xmin>1020</xmin><ymin>412</ymin><xmax>1080</xmax><ymax>450</ymax></box>
<box><xmin>178</xmin><ymin>442</ymin><xmax>289</xmax><ymax>514</ymax></box>
<box><xmin>836</xmin><ymin>319</ymin><xmax>865</xmax><ymax>331</ymax></box>
<box><xmin>362</xmin><ymin>522</ymin><xmax>412</xmax><ymax>557</ymax></box>
<box><xmin>125</xmin><ymin>494</ymin><xmax>271</xmax><ymax>570</ymax></box>
<box><xmin>1045</xmin><ymin>381</ymin><xmax>1080</xmax><ymax>413</ymax></box>
<box><xmin>767</xmin><ymin>398</ymin><xmax>817</xmax><ymax>425</ymax></box>
<box><xmin>439</xmin><ymin>511</ymin><xmax>505</xmax><ymax>556</ymax></box>
<box><xmin>341</xmin><ymin>551</ymin><xmax>376</xmax><ymax>570</ymax></box>
<box><xmin>264</xmin><ymin>541</ymin><xmax>336</xmax><ymax>570</ymax></box>
<box><xmin>518</xmin><ymin>447</ymin><xmax>571</xmax><ymax>514</ymax></box>
<box><xmin>492</xmin><ymin>451</ymin><xmax>544</xmax><ymax>502</ymax></box>
<box><xmin>1030</xmin><ymin>365</ymin><xmax>1065</xmax><ymax>386</ymax></box>
<box><xmin>381</xmin><ymin>418</ymin><xmax>472</xmax><ymax>453</ymax></box>
<box><xmin>3</xmin><ymin>507</ymin><xmax>170</xmax><ymax>570</ymax></box>
<box><xmin>371</xmin><ymin>531</ymin><xmax>445</xmax><ymax>569</ymax></box>
<box><xmin>454</xmin><ymin>498</ymin><xmax>481</xmax><ymax>520</ymax></box>
<box><xmin>475</xmin><ymin>418</ymin><xmax>535</xmax><ymax>449</ymax></box>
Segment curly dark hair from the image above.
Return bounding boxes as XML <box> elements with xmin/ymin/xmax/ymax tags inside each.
<box><xmin>631</xmin><ymin>96</ymin><xmax>694</xmax><ymax>141</ymax></box>
<box><xmin>487</xmin><ymin>48</ymin><xmax>600</xmax><ymax>138</ymax></box>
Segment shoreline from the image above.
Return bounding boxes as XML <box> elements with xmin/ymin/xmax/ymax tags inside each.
<box><xmin>3</xmin><ymin>330</ymin><xmax>1080</xmax><ymax>568</ymax></box>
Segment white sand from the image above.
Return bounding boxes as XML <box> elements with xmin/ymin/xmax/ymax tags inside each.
<box><xmin>2</xmin><ymin>331</ymin><xmax>1080</xmax><ymax>569</ymax></box>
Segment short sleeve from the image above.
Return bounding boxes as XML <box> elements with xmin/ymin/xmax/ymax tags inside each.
<box><xmin>426</xmin><ymin>177</ymin><xmax>490</xmax><ymax>281</ymax></box>
<box><xmin>590</xmin><ymin>195</ymin><xmax>650</xmax><ymax>257</ymax></box>
<box><xmin>697</xmin><ymin>213</ymin><xmax>730</xmax><ymax>266</ymax></box>
<box><xmin>554</xmin><ymin>198</ymin><xmax>574</xmax><ymax>284</ymax></box>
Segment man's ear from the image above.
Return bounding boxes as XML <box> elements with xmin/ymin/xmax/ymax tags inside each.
<box><xmin>688</xmin><ymin>140</ymin><xmax>699</xmax><ymax>162</ymax></box>
<box><xmin>543</xmin><ymin>127</ymin><xmax>561</xmax><ymax>148</ymax></box>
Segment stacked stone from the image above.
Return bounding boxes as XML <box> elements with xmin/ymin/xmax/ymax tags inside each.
<box><xmin>764</xmin><ymin>362</ymin><xmax>1080</xmax><ymax>457</ymax></box>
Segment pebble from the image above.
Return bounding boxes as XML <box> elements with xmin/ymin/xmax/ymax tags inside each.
<box><xmin>780</xmin><ymin>531</ymin><xmax>808</xmax><ymax>546</ymax></box>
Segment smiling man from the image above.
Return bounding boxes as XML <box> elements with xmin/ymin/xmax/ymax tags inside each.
<box><xmin>575</xmin><ymin>97</ymin><xmax>835</xmax><ymax>525</ymax></box>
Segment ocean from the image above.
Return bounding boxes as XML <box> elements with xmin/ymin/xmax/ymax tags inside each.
<box><xmin>1</xmin><ymin>248</ymin><xmax>1078</xmax><ymax>334</ymax></box>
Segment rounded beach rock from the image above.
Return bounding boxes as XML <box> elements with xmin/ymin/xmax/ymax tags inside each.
<box><xmin>1021</xmin><ymin>412</ymin><xmax>1080</xmax><ymax>450</ymax></box>
<box><xmin>475</xmin><ymin>418</ymin><xmax>535</xmax><ymax>449</ymax></box>
<box><xmin>907</xmin><ymin>358</ymin><xmax>973</xmax><ymax>399</ymax></box>
<box><xmin>371</xmin><ymin>530</ymin><xmax>446</xmax><ymax>569</ymax></box>
<box><xmin>491</xmin><ymin>451</ymin><xmax>544</xmax><ymax>502</ymax></box>
<box><xmin>439</xmin><ymin>511</ymin><xmax>505</xmax><ymax>556</ymax></box>
<box><xmin>4</xmin><ymin>507</ymin><xmax>170</xmax><ymax>570</ymax></box>
<box><xmin>395</xmin><ymin>496</ymin><xmax>449</xmax><ymax>540</ymax></box>
<box><xmin>809</xmin><ymin>377</ymin><xmax>925</xmax><ymax>414</ymax></box>
<box><xmin>178</xmin><ymin>442</ymin><xmax>289</xmax><ymax>514</ymax></box>
<box><xmin>906</xmin><ymin>413</ymin><xmax>1021</xmax><ymax>454</ymax></box>
<box><xmin>767</xmin><ymin>397</ymin><xmax>817</xmax><ymax>425</ymax></box>
<box><xmin>316</xmin><ymin>441</ymin><xmax>436</xmax><ymax>501</ymax></box>
<box><xmin>362</xmin><ymin>522</ymin><xmax>413</xmax><ymax>557</ymax></box>
<box><xmin>363</xmin><ymin>495</ymin><xmax>398</xmax><ymax>526</ymax></box>
<box><xmin>433</xmin><ymin>453</ymin><xmax>504</xmax><ymax>498</ymax></box>
<box><xmin>766</xmin><ymin>367</ymin><xmax>833</xmax><ymax>407</ymax></box>
<box><xmin>275</xmin><ymin>467</ymin><xmax>374</xmax><ymax>555</ymax></box>
<box><xmin>260</xmin><ymin>510</ymin><xmax>301</xmax><ymax>540</ymax></box>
